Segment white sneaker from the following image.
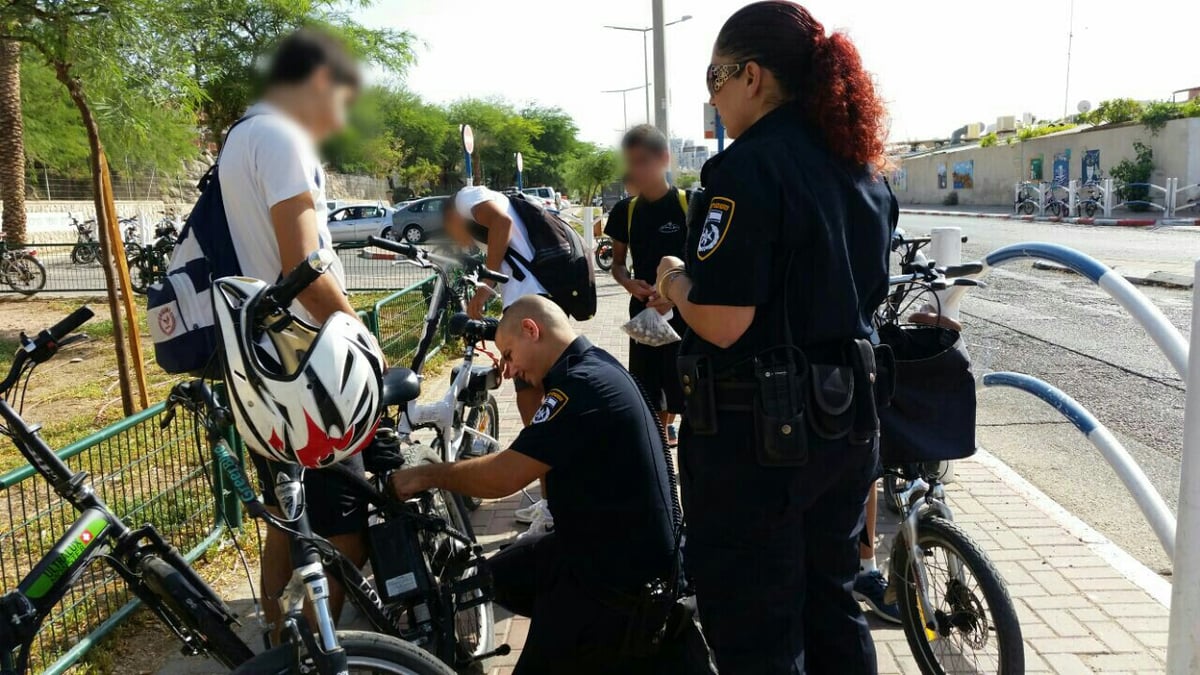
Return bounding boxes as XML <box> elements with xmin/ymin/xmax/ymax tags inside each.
<box><xmin>514</xmin><ymin>499</ymin><xmax>551</xmax><ymax>525</ymax></box>
<box><xmin>515</xmin><ymin>507</ymin><xmax>554</xmax><ymax>542</ymax></box>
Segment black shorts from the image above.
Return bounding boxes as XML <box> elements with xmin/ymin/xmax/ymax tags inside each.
<box><xmin>249</xmin><ymin>452</ymin><xmax>369</xmax><ymax>538</ymax></box>
<box><xmin>628</xmin><ymin>313</ymin><xmax>686</xmax><ymax>416</ymax></box>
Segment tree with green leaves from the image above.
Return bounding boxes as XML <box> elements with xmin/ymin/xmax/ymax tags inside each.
<box><xmin>564</xmin><ymin>145</ymin><xmax>620</xmax><ymax>205</ymax></box>
<box><xmin>1</xmin><ymin>0</ymin><xmax>207</xmax><ymax>413</ymax></box>
<box><xmin>174</xmin><ymin>0</ymin><xmax>416</xmax><ymax>150</ymax></box>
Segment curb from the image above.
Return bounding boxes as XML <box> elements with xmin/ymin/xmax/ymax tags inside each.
<box><xmin>1032</xmin><ymin>260</ymin><xmax>1194</xmax><ymax>290</ymax></box>
<box><xmin>900</xmin><ymin>209</ymin><xmax>1158</xmax><ymax>227</ymax></box>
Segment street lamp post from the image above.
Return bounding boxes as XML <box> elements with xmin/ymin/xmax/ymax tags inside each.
<box><xmin>604</xmin><ymin>14</ymin><xmax>691</xmax><ymax>128</ymax></box>
<box><xmin>601</xmin><ymin>84</ymin><xmax>651</xmax><ymax>131</ymax></box>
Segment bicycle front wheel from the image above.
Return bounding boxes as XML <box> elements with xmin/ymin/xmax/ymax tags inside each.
<box><xmin>890</xmin><ymin>515</ymin><xmax>1024</xmax><ymax>675</ymax></box>
<box><xmin>231</xmin><ymin>630</ymin><xmax>455</xmax><ymax>675</ymax></box>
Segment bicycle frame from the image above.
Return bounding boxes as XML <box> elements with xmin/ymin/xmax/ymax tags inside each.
<box><xmin>893</xmin><ymin>475</ymin><xmax>965</xmax><ymax>636</ymax></box>
<box><xmin>0</xmin><ymin>398</ymin><xmax>237</xmax><ymax>674</ymax></box>
<box><xmin>396</xmin><ymin>257</ymin><xmax>501</xmax><ymax>464</ymax></box>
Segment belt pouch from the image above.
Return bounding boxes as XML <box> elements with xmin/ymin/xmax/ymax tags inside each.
<box><xmin>808</xmin><ymin>364</ymin><xmax>855</xmax><ymax>441</ymax></box>
<box><xmin>753</xmin><ymin>353</ymin><xmax>809</xmax><ymax>467</ymax></box>
<box><xmin>677</xmin><ymin>354</ymin><xmax>718</xmax><ymax>435</ymax></box>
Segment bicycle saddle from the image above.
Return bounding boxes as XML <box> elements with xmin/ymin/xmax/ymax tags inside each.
<box><xmin>382</xmin><ymin>367</ymin><xmax>421</xmax><ymax>407</ymax></box>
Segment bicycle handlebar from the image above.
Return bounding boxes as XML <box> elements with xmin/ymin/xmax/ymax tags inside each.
<box><xmin>367</xmin><ymin>236</ymin><xmax>510</xmax><ymax>285</ymax></box>
<box><xmin>0</xmin><ymin>307</ymin><xmax>94</xmax><ymax>397</ymax></box>
<box><xmin>254</xmin><ymin>250</ymin><xmax>335</xmax><ymax>323</ymax></box>
<box><xmin>447</xmin><ymin>312</ymin><xmax>499</xmax><ymax>342</ymax></box>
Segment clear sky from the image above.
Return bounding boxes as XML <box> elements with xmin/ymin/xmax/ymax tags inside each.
<box><xmin>355</xmin><ymin>0</ymin><xmax>1200</xmax><ymax>148</ymax></box>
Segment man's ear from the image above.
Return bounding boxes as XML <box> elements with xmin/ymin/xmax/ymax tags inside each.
<box><xmin>523</xmin><ymin>318</ymin><xmax>540</xmax><ymax>341</ymax></box>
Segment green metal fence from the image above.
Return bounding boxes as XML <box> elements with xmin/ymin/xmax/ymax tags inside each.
<box><xmin>0</xmin><ymin>242</ymin><xmax>429</xmax><ymax>294</ymax></box>
<box><xmin>0</xmin><ymin>279</ymin><xmax>440</xmax><ymax>673</ymax></box>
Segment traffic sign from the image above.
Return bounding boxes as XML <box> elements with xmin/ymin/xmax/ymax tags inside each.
<box><xmin>515</xmin><ymin>152</ymin><xmax>524</xmax><ymax>173</ymax></box>
<box><xmin>703</xmin><ymin>103</ymin><xmax>716</xmax><ymax>139</ymax></box>
<box><xmin>461</xmin><ymin>124</ymin><xmax>474</xmax><ymax>154</ymax></box>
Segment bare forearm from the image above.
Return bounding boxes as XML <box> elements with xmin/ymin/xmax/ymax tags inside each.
<box><xmin>298</xmin><ymin>276</ymin><xmax>356</xmax><ymax>324</ymax></box>
<box><xmin>612</xmin><ymin>260</ymin><xmax>634</xmax><ymax>289</ymax></box>
<box><xmin>412</xmin><ymin>454</ymin><xmax>525</xmax><ymax>500</ymax></box>
<box><xmin>485</xmin><ymin>218</ymin><xmax>512</xmax><ymax>276</ymax></box>
<box><xmin>663</xmin><ymin>275</ymin><xmax>754</xmax><ymax>348</ymax></box>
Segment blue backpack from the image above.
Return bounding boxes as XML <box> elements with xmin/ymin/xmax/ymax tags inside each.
<box><xmin>146</xmin><ymin>115</ymin><xmax>258</xmax><ymax>374</ymax></box>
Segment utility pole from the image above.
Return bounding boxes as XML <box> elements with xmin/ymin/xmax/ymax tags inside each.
<box><xmin>1063</xmin><ymin>0</ymin><xmax>1074</xmax><ymax>120</ymax></box>
<box><xmin>652</xmin><ymin>0</ymin><xmax>668</xmax><ymax>137</ymax></box>
<box><xmin>602</xmin><ymin>84</ymin><xmax>650</xmax><ymax>131</ymax></box>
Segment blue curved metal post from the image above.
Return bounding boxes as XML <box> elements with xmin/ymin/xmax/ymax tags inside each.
<box><xmin>982</xmin><ymin>371</ymin><xmax>1176</xmax><ymax>559</ymax></box>
<box><xmin>980</xmin><ymin>242</ymin><xmax>1189</xmax><ymax>380</ymax></box>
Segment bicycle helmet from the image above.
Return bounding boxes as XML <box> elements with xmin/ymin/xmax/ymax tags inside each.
<box><xmin>213</xmin><ymin>276</ymin><xmax>384</xmax><ymax>468</ymax></box>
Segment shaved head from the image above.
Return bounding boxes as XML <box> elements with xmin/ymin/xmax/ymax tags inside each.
<box><xmin>498</xmin><ymin>296</ymin><xmax>574</xmax><ymax>340</ymax></box>
<box><xmin>495</xmin><ymin>296</ymin><xmax>576</xmax><ymax>387</ymax></box>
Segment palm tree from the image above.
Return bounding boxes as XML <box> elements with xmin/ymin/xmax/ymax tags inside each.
<box><xmin>0</xmin><ymin>38</ymin><xmax>26</xmax><ymax>246</ymax></box>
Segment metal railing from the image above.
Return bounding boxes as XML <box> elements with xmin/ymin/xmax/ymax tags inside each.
<box><xmin>0</xmin><ymin>242</ymin><xmax>431</xmax><ymax>295</ymax></box>
<box><xmin>0</xmin><ymin>404</ymin><xmax>226</xmax><ymax>674</ymax></box>
<box><xmin>0</xmin><ymin>279</ymin><xmax>440</xmax><ymax>672</ymax></box>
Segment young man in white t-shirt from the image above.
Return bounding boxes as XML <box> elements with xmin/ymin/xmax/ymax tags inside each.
<box><xmin>217</xmin><ymin>29</ymin><xmax>369</xmax><ymax>639</ymax></box>
<box><xmin>444</xmin><ymin>187</ymin><xmax>555</xmax><ymax>535</ymax></box>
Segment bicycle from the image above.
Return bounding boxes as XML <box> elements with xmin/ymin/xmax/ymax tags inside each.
<box><xmin>128</xmin><ymin>222</ymin><xmax>177</xmax><ymax>295</ymax></box>
<box><xmin>594</xmin><ymin>235</ymin><xmax>615</xmax><ymax>272</ymax></box>
<box><xmin>68</xmin><ymin>214</ymin><xmax>101</xmax><ymax>266</ymax></box>
<box><xmin>0</xmin><ymin>307</ymin><xmax>255</xmax><ymax>674</ymax></box>
<box><xmin>0</xmin><ymin>242</ymin><xmax>46</xmax><ymax>296</ymax></box>
<box><xmin>875</xmin><ymin>236</ymin><xmax>1024</xmax><ymax>675</ymax></box>
<box><xmin>166</xmin><ymin>251</ymin><xmax>506</xmax><ymax>673</ymax></box>
<box><xmin>369</xmin><ymin>236</ymin><xmax>509</xmax><ymax>512</ymax></box>
<box><xmin>122</xmin><ymin>215</ymin><xmax>144</xmax><ymax>260</ymax></box>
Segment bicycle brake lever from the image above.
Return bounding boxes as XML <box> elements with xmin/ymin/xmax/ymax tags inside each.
<box><xmin>159</xmin><ymin>406</ymin><xmax>177</xmax><ymax>430</ymax></box>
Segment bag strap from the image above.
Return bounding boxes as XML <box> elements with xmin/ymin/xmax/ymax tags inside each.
<box><xmin>677</xmin><ymin>189</ymin><xmax>688</xmax><ymax>214</ymax></box>
<box><xmin>627</xmin><ymin>197</ymin><xmax>638</xmax><ymax>241</ymax></box>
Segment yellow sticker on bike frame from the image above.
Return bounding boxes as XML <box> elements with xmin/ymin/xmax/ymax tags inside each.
<box><xmin>696</xmin><ymin>197</ymin><xmax>735</xmax><ymax>261</ymax></box>
<box><xmin>532</xmin><ymin>389</ymin><xmax>568</xmax><ymax>424</ymax></box>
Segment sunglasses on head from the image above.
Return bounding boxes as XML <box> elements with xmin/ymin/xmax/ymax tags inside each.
<box><xmin>706</xmin><ymin>62</ymin><xmax>745</xmax><ymax>96</ymax></box>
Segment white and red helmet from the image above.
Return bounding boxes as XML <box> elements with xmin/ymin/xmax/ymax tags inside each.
<box><xmin>212</xmin><ymin>276</ymin><xmax>384</xmax><ymax>468</ymax></box>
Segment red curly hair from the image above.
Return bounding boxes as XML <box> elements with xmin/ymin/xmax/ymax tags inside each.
<box><xmin>716</xmin><ymin>1</ymin><xmax>887</xmax><ymax>170</ymax></box>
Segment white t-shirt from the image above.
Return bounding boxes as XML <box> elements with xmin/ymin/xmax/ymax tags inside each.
<box><xmin>455</xmin><ymin>186</ymin><xmax>548</xmax><ymax>307</ymax></box>
<box><xmin>219</xmin><ymin>102</ymin><xmax>347</xmax><ymax>324</ymax></box>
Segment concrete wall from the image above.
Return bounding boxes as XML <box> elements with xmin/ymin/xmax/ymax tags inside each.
<box><xmin>894</xmin><ymin>118</ymin><xmax>1200</xmax><ymax>206</ymax></box>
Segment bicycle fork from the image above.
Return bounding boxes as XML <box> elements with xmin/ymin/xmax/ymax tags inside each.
<box><xmin>899</xmin><ymin>479</ymin><xmax>960</xmax><ymax>637</ymax></box>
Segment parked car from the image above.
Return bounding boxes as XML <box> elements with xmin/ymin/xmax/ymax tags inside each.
<box><xmin>327</xmin><ymin>204</ymin><xmax>395</xmax><ymax>243</ymax></box>
<box><xmin>383</xmin><ymin>195</ymin><xmax>451</xmax><ymax>243</ymax></box>
<box><xmin>522</xmin><ymin>186</ymin><xmax>559</xmax><ymax>210</ymax></box>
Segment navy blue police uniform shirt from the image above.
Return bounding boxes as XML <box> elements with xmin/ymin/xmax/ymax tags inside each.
<box><xmin>604</xmin><ymin>189</ymin><xmax>689</xmax><ymax>318</ymax></box>
<box><xmin>509</xmin><ymin>337</ymin><xmax>676</xmax><ymax>589</ymax></box>
<box><xmin>681</xmin><ymin>103</ymin><xmax>896</xmax><ymax>373</ymax></box>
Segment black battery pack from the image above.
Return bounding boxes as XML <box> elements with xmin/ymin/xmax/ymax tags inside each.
<box><xmin>368</xmin><ymin>516</ymin><xmax>433</xmax><ymax>604</ymax></box>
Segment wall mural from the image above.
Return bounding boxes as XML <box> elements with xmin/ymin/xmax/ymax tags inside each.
<box><xmin>937</xmin><ymin>163</ymin><xmax>947</xmax><ymax>189</ymax></box>
<box><xmin>1053</xmin><ymin>150</ymin><xmax>1071</xmax><ymax>187</ymax></box>
<box><xmin>952</xmin><ymin>160</ymin><xmax>975</xmax><ymax>189</ymax></box>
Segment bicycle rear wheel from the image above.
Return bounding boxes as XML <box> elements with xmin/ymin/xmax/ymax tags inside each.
<box><xmin>4</xmin><ymin>255</ymin><xmax>46</xmax><ymax>296</ymax></box>
<box><xmin>138</xmin><ymin>554</ymin><xmax>254</xmax><ymax>669</ymax></box>
<box><xmin>890</xmin><ymin>516</ymin><xmax>1023</xmax><ymax>675</ymax></box>
<box><xmin>231</xmin><ymin>630</ymin><xmax>454</xmax><ymax>675</ymax></box>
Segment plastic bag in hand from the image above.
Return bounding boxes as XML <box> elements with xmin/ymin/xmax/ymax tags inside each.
<box><xmin>622</xmin><ymin>307</ymin><xmax>681</xmax><ymax>347</ymax></box>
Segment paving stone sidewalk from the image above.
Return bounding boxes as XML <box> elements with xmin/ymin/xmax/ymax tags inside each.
<box><xmin>477</xmin><ymin>275</ymin><xmax>1171</xmax><ymax>675</ymax></box>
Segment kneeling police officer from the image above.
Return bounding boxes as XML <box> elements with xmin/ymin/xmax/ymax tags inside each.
<box><xmin>653</xmin><ymin>2</ymin><xmax>897</xmax><ymax>673</ymax></box>
<box><xmin>389</xmin><ymin>296</ymin><xmax>680</xmax><ymax>674</ymax></box>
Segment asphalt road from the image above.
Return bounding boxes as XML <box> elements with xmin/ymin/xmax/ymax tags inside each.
<box><xmin>898</xmin><ymin>214</ymin><xmax>1195</xmax><ymax>574</ymax></box>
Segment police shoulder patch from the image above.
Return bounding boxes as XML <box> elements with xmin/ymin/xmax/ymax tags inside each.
<box><xmin>531</xmin><ymin>389</ymin><xmax>569</xmax><ymax>424</ymax></box>
<box><xmin>697</xmin><ymin>197</ymin><xmax>735</xmax><ymax>261</ymax></box>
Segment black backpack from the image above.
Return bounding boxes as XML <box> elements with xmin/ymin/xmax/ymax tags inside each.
<box><xmin>491</xmin><ymin>192</ymin><xmax>597</xmax><ymax>321</ymax></box>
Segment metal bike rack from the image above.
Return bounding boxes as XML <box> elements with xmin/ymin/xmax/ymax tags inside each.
<box><xmin>1110</xmin><ymin>179</ymin><xmax>1171</xmax><ymax>215</ymax></box>
<box><xmin>980</xmin><ymin>371</ymin><xmax>1176</xmax><ymax>558</ymax></box>
<box><xmin>1168</xmin><ymin>178</ymin><xmax>1200</xmax><ymax>218</ymax></box>
<box><xmin>925</xmin><ymin>230</ymin><xmax>1198</xmax><ymax>671</ymax></box>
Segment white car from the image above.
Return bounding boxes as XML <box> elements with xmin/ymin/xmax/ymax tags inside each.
<box><xmin>327</xmin><ymin>204</ymin><xmax>395</xmax><ymax>243</ymax></box>
<box><xmin>522</xmin><ymin>186</ymin><xmax>559</xmax><ymax>210</ymax></box>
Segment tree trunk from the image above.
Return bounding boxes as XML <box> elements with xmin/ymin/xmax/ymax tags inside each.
<box><xmin>55</xmin><ymin>62</ymin><xmax>137</xmax><ymax>415</ymax></box>
<box><xmin>0</xmin><ymin>40</ymin><xmax>27</xmax><ymax>246</ymax></box>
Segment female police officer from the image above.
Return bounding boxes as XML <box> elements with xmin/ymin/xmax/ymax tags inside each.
<box><xmin>654</xmin><ymin>2</ymin><xmax>895</xmax><ymax>673</ymax></box>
